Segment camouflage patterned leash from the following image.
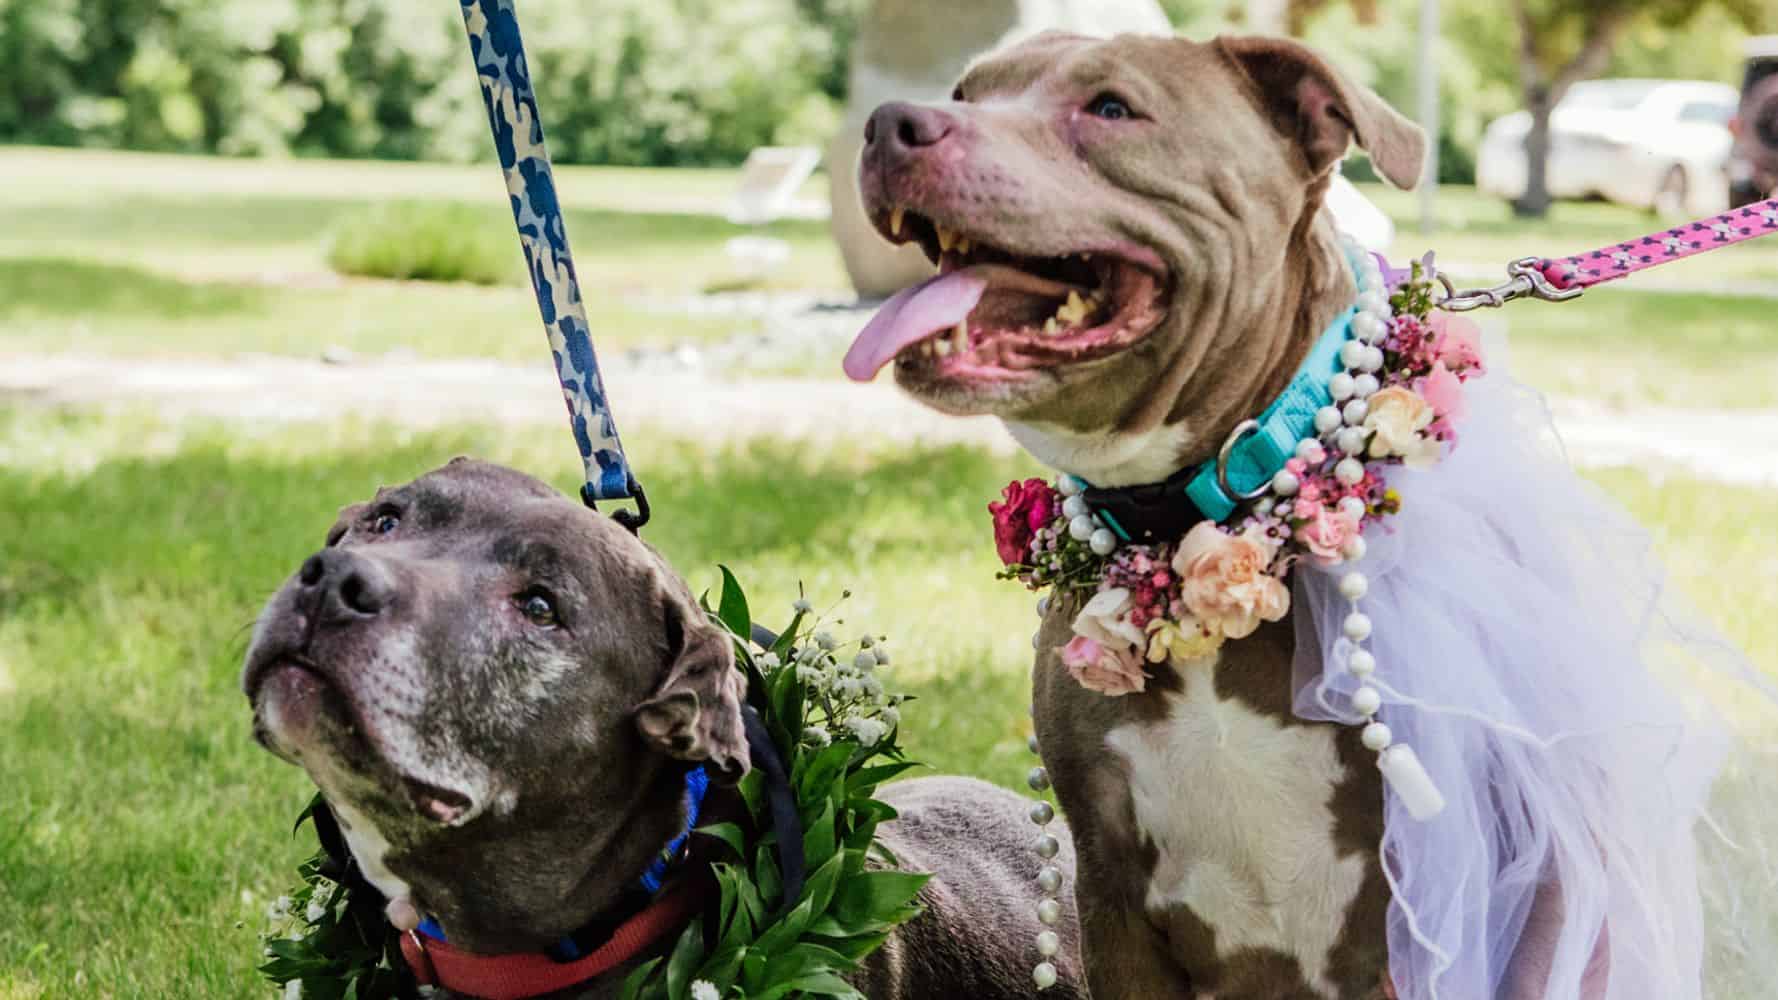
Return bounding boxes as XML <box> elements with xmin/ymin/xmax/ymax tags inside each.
<box><xmin>455</xmin><ymin>0</ymin><xmax>648</xmax><ymax>531</ymax></box>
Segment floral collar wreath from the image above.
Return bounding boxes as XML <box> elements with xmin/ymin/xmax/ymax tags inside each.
<box><xmin>260</xmin><ymin>573</ymin><xmax>924</xmax><ymax>1000</ymax></box>
<box><xmin>995</xmin><ymin>237</ymin><xmax>1481</xmax><ymax>826</ymax></box>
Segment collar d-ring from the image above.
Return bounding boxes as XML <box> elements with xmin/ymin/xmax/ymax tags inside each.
<box><xmin>1215</xmin><ymin>419</ymin><xmax>1272</xmax><ymax>503</ymax></box>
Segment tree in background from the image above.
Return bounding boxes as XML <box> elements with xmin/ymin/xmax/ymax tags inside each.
<box><xmin>1506</xmin><ymin>0</ymin><xmax>1765</xmax><ymax>217</ymax></box>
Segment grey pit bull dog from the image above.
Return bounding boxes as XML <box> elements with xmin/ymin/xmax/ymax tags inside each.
<box><xmin>242</xmin><ymin>459</ymin><xmax>1084</xmax><ymax>999</ymax></box>
<box><xmin>844</xmin><ymin>32</ymin><xmax>1436</xmax><ymax>1000</ymax></box>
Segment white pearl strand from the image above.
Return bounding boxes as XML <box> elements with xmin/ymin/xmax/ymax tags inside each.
<box><xmin>1027</xmin><ymin>714</ymin><xmax>1063</xmax><ymax>991</ymax></box>
<box><xmin>1277</xmin><ymin>237</ymin><xmax>1446</xmax><ymax>820</ymax></box>
<box><xmin>1029</xmin><ymin>475</ymin><xmax>1076</xmax><ymax>991</ymax></box>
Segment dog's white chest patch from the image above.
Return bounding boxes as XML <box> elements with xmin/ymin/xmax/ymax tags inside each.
<box><xmin>330</xmin><ymin>801</ymin><xmax>413</xmax><ymax>903</ymax></box>
<box><xmin>1105</xmin><ymin>662</ymin><xmax>1365</xmax><ymax>999</ymax></box>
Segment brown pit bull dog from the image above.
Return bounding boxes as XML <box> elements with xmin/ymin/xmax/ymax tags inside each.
<box><xmin>242</xmin><ymin>458</ymin><xmax>1084</xmax><ymax>1000</ymax></box>
<box><xmin>843</xmin><ymin>32</ymin><xmax>1432</xmax><ymax>1000</ymax></box>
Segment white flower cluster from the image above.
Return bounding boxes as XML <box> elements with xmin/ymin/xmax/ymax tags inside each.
<box><xmin>757</xmin><ymin>600</ymin><xmax>904</xmax><ymax>750</ymax></box>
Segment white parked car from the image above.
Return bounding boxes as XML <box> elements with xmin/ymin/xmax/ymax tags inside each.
<box><xmin>1476</xmin><ymin>79</ymin><xmax>1737</xmax><ymax>217</ymax></box>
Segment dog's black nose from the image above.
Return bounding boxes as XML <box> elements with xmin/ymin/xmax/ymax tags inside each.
<box><xmin>298</xmin><ymin>549</ymin><xmax>395</xmax><ymax>622</ymax></box>
<box><xmin>864</xmin><ymin>101</ymin><xmax>956</xmax><ymax>158</ymax></box>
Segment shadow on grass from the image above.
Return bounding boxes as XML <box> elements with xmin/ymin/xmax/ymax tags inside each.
<box><xmin>0</xmin><ymin>257</ymin><xmax>268</xmax><ymax>321</ymax></box>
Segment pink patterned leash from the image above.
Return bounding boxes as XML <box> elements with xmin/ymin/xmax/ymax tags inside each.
<box><xmin>1439</xmin><ymin>197</ymin><xmax>1778</xmax><ymax>312</ymax></box>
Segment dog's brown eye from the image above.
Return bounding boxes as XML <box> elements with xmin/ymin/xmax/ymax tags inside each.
<box><xmin>372</xmin><ymin>514</ymin><xmax>400</xmax><ymax>535</ymax></box>
<box><xmin>519</xmin><ymin>592</ymin><xmax>557</xmax><ymax>627</ymax></box>
<box><xmin>1086</xmin><ymin>93</ymin><xmax>1133</xmax><ymax>121</ymax></box>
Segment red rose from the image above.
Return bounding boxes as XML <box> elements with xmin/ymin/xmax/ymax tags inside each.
<box><xmin>988</xmin><ymin>478</ymin><xmax>1058</xmax><ymax>566</ymax></box>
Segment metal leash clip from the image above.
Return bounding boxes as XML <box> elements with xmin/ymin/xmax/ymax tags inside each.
<box><xmin>1437</xmin><ymin>257</ymin><xmax>1585</xmax><ymax>312</ymax></box>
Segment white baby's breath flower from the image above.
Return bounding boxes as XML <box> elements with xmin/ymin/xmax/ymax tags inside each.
<box><xmin>804</xmin><ymin>726</ymin><xmax>832</xmax><ymax>747</ymax></box>
<box><xmin>691</xmin><ymin>980</ymin><xmax>720</xmax><ymax>1000</ymax></box>
<box><xmin>283</xmin><ymin>979</ymin><xmax>304</xmax><ymax>1000</ymax></box>
<box><xmin>758</xmin><ymin>652</ymin><xmax>782</xmax><ymax>670</ymax></box>
<box><xmin>862</xmin><ymin>675</ymin><xmax>884</xmax><ymax>701</ymax></box>
<box><xmin>853</xmin><ymin>651</ymin><xmax>877</xmax><ymax>671</ymax></box>
<box><xmin>835</xmin><ymin>677</ymin><xmax>864</xmax><ymax>700</ymax></box>
<box><xmin>796</xmin><ymin>665</ymin><xmax>825</xmax><ymax>687</ymax></box>
<box><xmin>860</xmin><ymin>635</ymin><xmax>875</xmax><ymax>648</ymax></box>
<box><xmin>881</xmin><ymin>706</ymin><xmax>900</xmax><ymax>728</ymax></box>
<box><xmin>305</xmin><ymin>900</ymin><xmax>327</xmax><ymax>923</ymax></box>
<box><xmin>873</xmin><ymin>646</ymin><xmax>891</xmax><ymax>666</ymax></box>
<box><xmin>796</xmin><ymin>645</ymin><xmax>823</xmax><ymax>665</ymax></box>
<box><xmin>814</xmin><ymin>631</ymin><xmax>838</xmax><ymax>651</ymax></box>
<box><xmin>793</xmin><ymin>599</ymin><xmax>813</xmax><ymax>614</ymax></box>
<box><xmin>843</xmin><ymin>717</ymin><xmax>888</xmax><ymax>748</ymax></box>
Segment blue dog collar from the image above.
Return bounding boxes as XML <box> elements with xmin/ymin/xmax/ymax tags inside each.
<box><xmin>1085</xmin><ymin>252</ymin><xmax>1367</xmax><ymax>540</ymax></box>
<box><xmin>1182</xmin><ymin>303</ymin><xmax>1356</xmax><ymax>523</ymax></box>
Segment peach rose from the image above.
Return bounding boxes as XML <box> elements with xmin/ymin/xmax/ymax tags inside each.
<box><xmin>1295</xmin><ymin>505</ymin><xmax>1362</xmax><ymax>567</ymax></box>
<box><xmin>1061</xmin><ymin>636</ymin><xmax>1148</xmax><ymax>696</ymax></box>
<box><xmin>1171</xmin><ymin>522</ymin><xmax>1291</xmax><ymax>640</ymax></box>
<box><xmin>1363</xmin><ymin>386</ymin><xmax>1439</xmax><ymax>467</ymax></box>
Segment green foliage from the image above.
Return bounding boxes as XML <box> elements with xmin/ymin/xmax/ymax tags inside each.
<box><xmin>258</xmin><ymin>799</ymin><xmax>415</xmax><ymax>1000</ymax></box>
<box><xmin>631</xmin><ymin>573</ymin><xmax>925</xmax><ymax>1000</ymax></box>
<box><xmin>0</xmin><ymin>0</ymin><xmax>848</xmax><ymax>166</ymax></box>
<box><xmin>326</xmin><ymin>200</ymin><xmax>520</xmax><ymax>285</ymax></box>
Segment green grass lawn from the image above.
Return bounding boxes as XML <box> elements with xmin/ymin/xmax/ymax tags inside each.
<box><xmin>2</xmin><ymin>405</ymin><xmax>1775</xmax><ymax>997</ymax></box>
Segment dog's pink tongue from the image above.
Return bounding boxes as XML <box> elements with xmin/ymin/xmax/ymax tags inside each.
<box><xmin>843</xmin><ymin>270</ymin><xmax>987</xmax><ymax>381</ymax></box>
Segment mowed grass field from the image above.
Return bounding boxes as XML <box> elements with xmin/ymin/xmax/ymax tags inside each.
<box><xmin>3</xmin><ymin>147</ymin><xmax>1778</xmax><ymax>996</ymax></box>
<box><xmin>5</xmin><ymin>146</ymin><xmax>1778</xmax><ymax>406</ymax></box>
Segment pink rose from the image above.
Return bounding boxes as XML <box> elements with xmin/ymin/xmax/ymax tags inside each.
<box><xmin>1415</xmin><ymin>361</ymin><xmax>1466</xmax><ymax>422</ymax></box>
<box><xmin>1171</xmin><ymin>522</ymin><xmax>1291</xmax><ymax>640</ymax></box>
<box><xmin>1429</xmin><ymin>312</ymin><xmax>1484</xmax><ymax>372</ymax></box>
<box><xmin>1295</xmin><ymin>504</ymin><xmax>1363</xmax><ymax>567</ymax></box>
<box><xmin>1061</xmin><ymin>636</ymin><xmax>1148</xmax><ymax>696</ymax></box>
<box><xmin>988</xmin><ymin>478</ymin><xmax>1058</xmax><ymax>566</ymax></box>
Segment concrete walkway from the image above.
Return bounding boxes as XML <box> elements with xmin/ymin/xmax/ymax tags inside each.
<box><xmin>6</xmin><ymin>352</ymin><xmax>1777</xmax><ymax>488</ymax></box>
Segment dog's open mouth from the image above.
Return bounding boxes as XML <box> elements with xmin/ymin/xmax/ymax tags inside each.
<box><xmin>843</xmin><ymin>208</ymin><xmax>1170</xmax><ymax>383</ymax></box>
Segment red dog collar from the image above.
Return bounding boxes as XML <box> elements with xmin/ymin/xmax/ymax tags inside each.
<box><xmin>400</xmin><ymin>881</ymin><xmax>703</xmax><ymax>1000</ymax></box>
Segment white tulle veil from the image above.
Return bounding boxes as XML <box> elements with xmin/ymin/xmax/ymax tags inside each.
<box><xmin>1288</xmin><ymin>346</ymin><xmax>1778</xmax><ymax>999</ymax></box>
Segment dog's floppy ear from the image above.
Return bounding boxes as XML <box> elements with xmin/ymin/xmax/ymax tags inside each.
<box><xmin>635</xmin><ymin>596</ymin><xmax>750</xmax><ymax>781</ymax></box>
<box><xmin>1216</xmin><ymin>35</ymin><xmax>1425</xmax><ymax>189</ymax></box>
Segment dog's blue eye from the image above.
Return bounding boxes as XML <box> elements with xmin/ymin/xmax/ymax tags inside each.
<box><xmin>372</xmin><ymin>514</ymin><xmax>400</xmax><ymax>535</ymax></box>
<box><xmin>520</xmin><ymin>593</ymin><xmax>557</xmax><ymax>627</ymax></box>
<box><xmin>1087</xmin><ymin>94</ymin><xmax>1133</xmax><ymax>121</ymax></box>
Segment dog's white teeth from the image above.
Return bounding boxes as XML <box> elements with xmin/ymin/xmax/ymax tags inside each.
<box><xmin>956</xmin><ymin>236</ymin><xmax>972</xmax><ymax>255</ymax></box>
<box><xmin>1054</xmin><ymin>290</ymin><xmax>1091</xmax><ymax>327</ymax></box>
<box><xmin>935</xmin><ymin>336</ymin><xmax>953</xmax><ymax>357</ymax></box>
<box><xmin>952</xmin><ymin>320</ymin><xmax>969</xmax><ymax>353</ymax></box>
<box><xmin>890</xmin><ymin>206</ymin><xmax>906</xmax><ymax>237</ymax></box>
<box><xmin>937</xmin><ymin>226</ymin><xmax>957</xmax><ymax>252</ymax></box>
<box><xmin>1043</xmin><ymin>317</ymin><xmax>1060</xmax><ymax>337</ymax></box>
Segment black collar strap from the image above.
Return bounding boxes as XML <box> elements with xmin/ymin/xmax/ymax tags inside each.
<box><xmin>1080</xmin><ymin>463</ymin><xmax>1211</xmax><ymax>546</ymax></box>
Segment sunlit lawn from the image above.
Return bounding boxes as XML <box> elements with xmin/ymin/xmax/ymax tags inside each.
<box><xmin>1</xmin><ymin>405</ymin><xmax>1776</xmax><ymax>996</ymax></box>
<box><xmin>6</xmin><ymin>147</ymin><xmax>1778</xmax><ymax>409</ymax></box>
